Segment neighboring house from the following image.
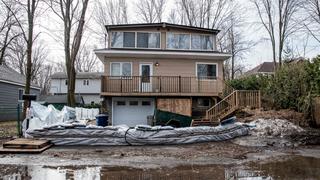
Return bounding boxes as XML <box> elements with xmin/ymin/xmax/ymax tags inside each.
<box><xmin>94</xmin><ymin>22</ymin><xmax>232</xmax><ymax>127</ymax></box>
<box><xmin>0</xmin><ymin>65</ymin><xmax>41</xmax><ymax>121</ymax></box>
<box><xmin>244</xmin><ymin>59</ymin><xmax>306</xmax><ymax>77</ymax></box>
<box><xmin>50</xmin><ymin>72</ymin><xmax>103</xmax><ymax>104</ymax></box>
<box><xmin>244</xmin><ymin>62</ymin><xmax>277</xmax><ymax>76</ymax></box>
<box><xmin>39</xmin><ymin>94</ymin><xmax>84</xmax><ymax>110</ymax></box>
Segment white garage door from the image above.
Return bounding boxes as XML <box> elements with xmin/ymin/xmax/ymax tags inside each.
<box><xmin>112</xmin><ymin>97</ymin><xmax>155</xmax><ymax>127</ymax></box>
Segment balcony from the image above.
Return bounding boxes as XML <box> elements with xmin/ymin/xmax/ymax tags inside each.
<box><xmin>101</xmin><ymin>76</ymin><xmax>224</xmax><ymax>97</ymax></box>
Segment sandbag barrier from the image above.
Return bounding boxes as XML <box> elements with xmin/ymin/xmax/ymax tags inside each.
<box><xmin>25</xmin><ymin>124</ymin><xmax>249</xmax><ymax>146</ymax></box>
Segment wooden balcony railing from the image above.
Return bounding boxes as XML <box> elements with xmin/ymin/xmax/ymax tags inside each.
<box><xmin>101</xmin><ymin>76</ymin><xmax>224</xmax><ymax>95</ymax></box>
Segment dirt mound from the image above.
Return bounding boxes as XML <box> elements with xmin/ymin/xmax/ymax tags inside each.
<box><xmin>248</xmin><ymin>119</ymin><xmax>305</xmax><ymax>137</ymax></box>
<box><xmin>237</xmin><ymin>109</ymin><xmax>308</xmax><ymax>127</ymax></box>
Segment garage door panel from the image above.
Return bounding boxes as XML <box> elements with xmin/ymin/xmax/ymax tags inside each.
<box><xmin>112</xmin><ymin>98</ymin><xmax>155</xmax><ymax>127</ymax></box>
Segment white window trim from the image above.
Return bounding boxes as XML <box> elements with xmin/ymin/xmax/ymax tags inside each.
<box><xmin>111</xmin><ymin>31</ymin><xmax>161</xmax><ymax>50</ymax></box>
<box><xmin>195</xmin><ymin>62</ymin><xmax>218</xmax><ymax>81</ymax></box>
<box><xmin>110</xmin><ymin>62</ymin><xmax>133</xmax><ymax>77</ymax></box>
<box><xmin>139</xmin><ymin>62</ymin><xmax>153</xmax><ymax>76</ymax></box>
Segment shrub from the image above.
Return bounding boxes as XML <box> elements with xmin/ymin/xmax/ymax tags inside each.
<box><xmin>227</xmin><ymin>55</ymin><xmax>320</xmax><ymax>117</ymax></box>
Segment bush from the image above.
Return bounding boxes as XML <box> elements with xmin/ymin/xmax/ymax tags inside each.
<box><xmin>227</xmin><ymin>55</ymin><xmax>320</xmax><ymax>117</ymax></box>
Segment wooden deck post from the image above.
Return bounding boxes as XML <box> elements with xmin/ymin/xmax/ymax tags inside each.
<box><xmin>258</xmin><ymin>90</ymin><xmax>261</xmax><ymax>109</ymax></box>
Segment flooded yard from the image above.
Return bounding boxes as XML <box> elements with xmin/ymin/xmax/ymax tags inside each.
<box><xmin>0</xmin><ymin>143</ymin><xmax>320</xmax><ymax>180</ymax></box>
<box><xmin>0</xmin><ymin>155</ymin><xmax>319</xmax><ymax>180</ymax></box>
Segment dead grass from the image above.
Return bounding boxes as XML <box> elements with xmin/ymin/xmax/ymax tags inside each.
<box><xmin>0</xmin><ymin>121</ymin><xmax>18</xmax><ymax>138</ymax></box>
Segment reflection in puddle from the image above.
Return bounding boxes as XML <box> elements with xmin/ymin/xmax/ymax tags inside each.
<box><xmin>1</xmin><ymin>156</ymin><xmax>320</xmax><ymax>180</ymax></box>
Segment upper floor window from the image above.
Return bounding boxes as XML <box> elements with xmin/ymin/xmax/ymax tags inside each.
<box><xmin>111</xmin><ymin>31</ymin><xmax>161</xmax><ymax>49</ymax></box>
<box><xmin>167</xmin><ymin>33</ymin><xmax>190</xmax><ymax>49</ymax></box>
<box><xmin>111</xmin><ymin>32</ymin><xmax>135</xmax><ymax>48</ymax></box>
<box><xmin>111</xmin><ymin>62</ymin><xmax>132</xmax><ymax>76</ymax></box>
<box><xmin>196</xmin><ymin>63</ymin><xmax>217</xmax><ymax>80</ymax></box>
<box><xmin>83</xmin><ymin>79</ymin><xmax>89</xmax><ymax>86</ymax></box>
<box><xmin>191</xmin><ymin>34</ymin><xmax>213</xmax><ymax>50</ymax></box>
<box><xmin>137</xmin><ymin>32</ymin><xmax>160</xmax><ymax>48</ymax></box>
<box><xmin>65</xmin><ymin>80</ymin><xmax>68</xmax><ymax>85</ymax></box>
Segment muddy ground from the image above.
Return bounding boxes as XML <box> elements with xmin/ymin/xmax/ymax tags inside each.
<box><xmin>0</xmin><ymin>110</ymin><xmax>320</xmax><ymax>179</ymax></box>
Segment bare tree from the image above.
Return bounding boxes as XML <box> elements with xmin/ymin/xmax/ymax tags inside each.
<box><xmin>175</xmin><ymin>0</ymin><xmax>231</xmax><ymax>29</ymax></box>
<box><xmin>8</xmin><ymin>37</ymin><xmax>47</xmax><ymax>82</ymax></box>
<box><xmin>2</xmin><ymin>0</ymin><xmax>42</xmax><ymax>117</ymax></box>
<box><xmin>75</xmin><ymin>44</ymin><xmax>102</xmax><ymax>72</ymax></box>
<box><xmin>303</xmin><ymin>0</ymin><xmax>320</xmax><ymax>44</ymax></box>
<box><xmin>48</xmin><ymin>0</ymin><xmax>90</xmax><ymax>107</ymax></box>
<box><xmin>0</xmin><ymin>1</ymin><xmax>20</xmax><ymax>65</ymax></box>
<box><xmin>36</xmin><ymin>64</ymin><xmax>53</xmax><ymax>95</ymax></box>
<box><xmin>135</xmin><ymin>0</ymin><xmax>166</xmax><ymax>23</ymax></box>
<box><xmin>221</xmin><ymin>2</ymin><xmax>255</xmax><ymax>79</ymax></box>
<box><xmin>93</xmin><ymin>0</ymin><xmax>128</xmax><ymax>47</ymax></box>
<box><xmin>94</xmin><ymin>0</ymin><xmax>128</xmax><ymax>27</ymax></box>
<box><xmin>253</xmin><ymin>0</ymin><xmax>301</xmax><ymax>69</ymax></box>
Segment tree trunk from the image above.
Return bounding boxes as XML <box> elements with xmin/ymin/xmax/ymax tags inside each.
<box><xmin>271</xmin><ymin>39</ymin><xmax>277</xmax><ymax>71</ymax></box>
<box><xmin>23</xmin><ymin>0</ymin><xmax>35</xmax><ymax>118</ymax></box>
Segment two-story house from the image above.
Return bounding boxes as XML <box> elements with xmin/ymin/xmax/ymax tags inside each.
<box><xmin>50</xmin><ymin>72</ymin><xmax>103</xmax><ymax>104</ymax></box>
<box><xmin>95</xmin><ymin>23</ymin><xmax>245</xmax><ymax>127</ymax></box>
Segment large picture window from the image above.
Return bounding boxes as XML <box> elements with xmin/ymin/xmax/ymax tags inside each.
<box><xmin>167</xmin><ymin>33</ymin><xmax>190</xmax><ymax>49</ymax></box>
<box><xmin>191</xmin><ymin>35</ymin><xmax>213</xmax><ymax>50</ymax></box>
<box><xmin>137</xmin><ymin>32</ymin><xmax>160</xmax><ymax>48</ymax></box>
<box><xmin>111</xmin><ymin>32</ymin><xmax>135</xmax><ymax>48</ymax></box>
<box><xmin>111</xmin><ymin>62</ymin><xmax>132</xmax><ymax>76</ymax></box>
<box><xmin>196</xmin><ymin>63</ymin><xmax>217</xmax><ymax>80</ymax></box>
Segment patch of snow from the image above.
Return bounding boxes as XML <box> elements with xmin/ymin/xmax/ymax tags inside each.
<box><xmin>248</xmin><ymin>119</ymin><xmax>304</xmax><ymax>137</ymax></box>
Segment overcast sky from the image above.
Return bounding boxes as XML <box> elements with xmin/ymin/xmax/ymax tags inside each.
<box><xmin>38</xmin><ymin>0</ymin><xmax>319</xmax><ymax>71</ymax></box>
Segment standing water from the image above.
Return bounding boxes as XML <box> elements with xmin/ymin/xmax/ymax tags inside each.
<box><xmin>0</xmin><ymin>155</ymin><xmax>319</xmax><ymax>180</ymax></box>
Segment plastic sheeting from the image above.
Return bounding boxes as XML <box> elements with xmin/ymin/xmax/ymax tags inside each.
<box><xmin>25</xmin><ymin>124</ymin><xmax>249</xmax><ymax>146</ymax></box>
<box><xmin>23</xmin><ymin>102</ymin><xmax>99</xmax><ymax>131</ymax></box>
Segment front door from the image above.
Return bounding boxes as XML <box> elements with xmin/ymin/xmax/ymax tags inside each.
<box><xmin>139</xmin><ymin>63</ymin><xmax>153</xmax><ymax>92</ymax></box>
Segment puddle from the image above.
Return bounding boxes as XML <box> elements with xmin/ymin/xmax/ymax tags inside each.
<box><xmin>0</xmin><ymin>155</ymin><xmax>319</xmax><ymax>180</ymax></box>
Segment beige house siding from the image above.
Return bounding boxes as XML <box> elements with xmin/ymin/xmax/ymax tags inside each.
<box><xmin>103</xmin><ymin>57</ymin><xmax>224</xmax><ymax>78</ymax></box>
<box><xmin>102</xmin><ymin>57</ymin><xmax>224</xmax><ymax>95</ymax></box>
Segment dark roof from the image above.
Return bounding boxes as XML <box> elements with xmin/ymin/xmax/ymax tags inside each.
<box><xmin>51</xmin><ymin>72</ymin><xmax>103</xmax><ymax>79</ymax></box>
<box><xmin>40</xmin><ymin>95</ymin><xmax>84</xmax><ymax>104</ymax></box>
<box><xmin>106</xmin><ymin>22</ymin><xmax>220</xmax><ymax>34</ymax></box>
<box><xmin>245</xmin><ymin>62</ymin><xmax>277</xmax><ymax>75</ymax></box>
<box><xmin>0</xmin><ymin>64</ymin><xmax>40</xmax><ymax>89</ymax></box>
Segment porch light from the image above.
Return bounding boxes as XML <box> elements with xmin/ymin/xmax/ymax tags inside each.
<box><xmin>155</xmin><ymin>61</ymin><xmax>159</xmax><ymax>67</ymax></box>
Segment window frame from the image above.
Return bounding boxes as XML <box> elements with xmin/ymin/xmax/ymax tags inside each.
<box><xmin>195</xmin><ymin>62</ymin><xmax>218</xmax><ymax>81</ymax></box>
<box><xmin>141</xmin><ymin>101</ymin><xmax>151</xmax><ymax>106</ymax></box>
<box><xmin>110</xmin><ymin>62</ymin><xmax>133</xmax><ymax>77</ymax></box>
<box><xmin>191</xmin><ymin>33</ymin><xmax>214</xmax><ymax>51</ymax></box>
<box><xmin>83</xmin><ymin>79</ymin><xmax>89</xmax><ymax>86</ymax></box>
<box><xmin>136</xmin><ymin>32</ymin><xmax>161</xmax><ymax>49</ymax></box>
<box><xmin>197</xmin><ymin>98</ymin><xmax>211</xmax><ymax>108</ymax></box>
<box><xmin>166</xmin><ymin>32</ymin><xmax>191</xmax><ymax>50</ymax></box>
<box><xmin>18</xmin><ymin>88</ymin><xmax>24</xmax><ymax>100</ymax></box>
<box><xmin>111</xmin><ymin>31</ymin><xmax>161</xmax><ymax>49</ymax></box>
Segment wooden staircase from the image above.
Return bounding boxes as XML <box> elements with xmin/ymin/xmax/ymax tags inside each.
<box><xmin>206</xmin><ymin>90</ymin><xmax>261</xmax><ymax>123</ymax></box>
<box><xmin>191</xmin><ymin>88</ymin><xmax>261</xmax><ymax>126</ymax></box>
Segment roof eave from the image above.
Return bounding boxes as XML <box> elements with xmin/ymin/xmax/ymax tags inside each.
<box><xmin>94</xmin><ymin>49</ymin><xmax>231</xmax><ymax>61</ymax></box>
<box><xmin>105</xmin><ymin>22</ymin><xmax>220</xmax><ymax>34</ymax></box>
